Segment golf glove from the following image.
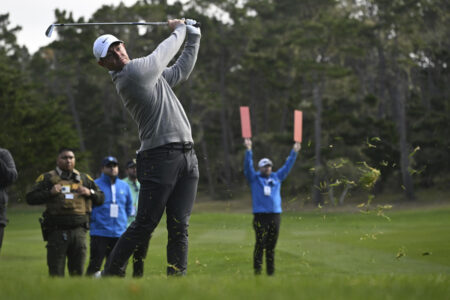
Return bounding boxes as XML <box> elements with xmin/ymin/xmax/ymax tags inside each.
<box><xmin>185</xmin><ymin>19</ymin><xmax>201</xmax><ymax>36</ymax></box>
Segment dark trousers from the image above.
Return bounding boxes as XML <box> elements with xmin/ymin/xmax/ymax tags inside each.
<box><xmin>46</xmin><ymin>227</ymin><xmax>87</xmax><ymax>276</ymax></box>
<box><xmin>86</xmin><ymin>236</ymin><xmax>119</xmax><ymax>275</ymax></box>
<box><xmin>253</xmin><ymin>213</ymin><xmax>281</xmax><ymax>275</ymax></box>
<box><xmin>104</xmin><ymin>145</ymin><xmax>199</xmax><ymax>276</ymax></box>
<box><xmin>131</xmin><ymin>237</ymin><xmax>150</xmax><ymax>277</ymax></box>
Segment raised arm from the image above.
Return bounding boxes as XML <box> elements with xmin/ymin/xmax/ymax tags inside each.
<box><xmin>132</xmin><ymin>20</ymin><xmax>187</xmax><ymax>87</ymax></box>
<box><xmin>163</xmin><ymin>20</ymin><xmax>201</xmax><ymax>87</ymax></box>
<box><xmin>274</xmin><ymin>143</ymin><xmax>301</xmax><ymax>181</ymax></box>
<box><xmin>243</xmin><ymin>139</ymin><xmax>256</xmax><ymax>182</ymax></box>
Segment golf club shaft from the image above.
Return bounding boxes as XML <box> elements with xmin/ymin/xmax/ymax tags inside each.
<box><xmin>45</xmin><ymin>21</ymin><xmax>200</xmax><ymax>37</ymax></box>
<box><xmin>55</xmin><ymin>21</ymin><xmax>168</xmax><ymax>26</ymax></box>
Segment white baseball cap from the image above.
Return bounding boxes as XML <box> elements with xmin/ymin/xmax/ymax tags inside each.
<box><xmin>93</xmin><ymin>34</ymin><xmax>123</xmax><ymax>61</ymax></box>
<box><xmin>258</xmin><ymin>158</ymin><xmax>273</xmax><ymax>168</ymax></box>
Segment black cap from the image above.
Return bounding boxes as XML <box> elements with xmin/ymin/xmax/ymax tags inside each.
<box><xmin>102</xmin><ymin>156</ymin><xmax>118</xmax><ymax>166</ymax></box>
<box><xmin>126</xmin><ymin>159</ymin><xmax>137</xmax><ymax>168</ymax></box>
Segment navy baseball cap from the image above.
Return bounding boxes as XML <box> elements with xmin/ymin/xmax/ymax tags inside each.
<box><xmin>102</xmin><ymin>156</ymin><xmax>118</xmax><ymax>166</ymax></box>
<box><xmin>126</xmin><ymin>159</ymin><xmax>137</xmax><ymax>168</ymax></box>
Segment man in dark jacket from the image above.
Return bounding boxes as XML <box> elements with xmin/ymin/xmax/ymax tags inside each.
<box><xmin>0</xmin><ymin>148</ymin><xmax>18</xmax><ymax>252</ymax></box>
<box><xmin>26</xmin><ymin>147</ymin><xmax>104</xmax><ymax>276</ymax></box>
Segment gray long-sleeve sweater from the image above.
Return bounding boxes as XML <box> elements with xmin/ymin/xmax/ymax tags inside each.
<box><xmin>111</xmin><ymin>24</ymin><xmax>201</xmax><ymax>151</ymax></box>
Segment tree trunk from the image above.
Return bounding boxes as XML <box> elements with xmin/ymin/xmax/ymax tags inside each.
<box><xmin>328</xmin><ymin>184</ymin><xmax>335</xmax><ymax>205</ymax></box>
<box><xmin>50</xmin><ymin>55</ymin><xmax>86</xmax><ymax>152</ymax></box>
<box><xmin>279</xmin><ymin>94</ymin><xmax>289</xmax><ymax>134</ymax></box>
<box><xmin>65</xmin><ymin>87</ymin><xmax>86</xmax><ymax>152</ymax></box>
<box><xmin>312</xmin><ymin>78</ymin><xmax>324</xmax><ymax>205</ymax></box>
<box><xmin>218</xmin><ymin>35</ymin><xmax>232</xmax><ymax>187</ymax></box>
<box><xmin>376</xmin><ymin>44</ymin><xmax>388</xmax><ymax>119</ymax></box>
<box><xmin>339</xmin><ymin>184</ymin><xmax>350</xmax><ymax>205</ymax></box>
<box><xmin>200</xmin><ymin>136</ymin><xmax>216</xmax><ymax>198</ymax></box>
<box><xmin>388</xmin><ymin>70</ymin><xmax>415</xmax><ymax>201</ymax></box>
<box><xmin>197</xmin><ymin>120</ymin><xmax>215</xmax><ymax>198</ymax></box>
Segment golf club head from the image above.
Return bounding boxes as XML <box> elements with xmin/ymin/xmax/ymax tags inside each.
<box><xmin>45</xmin><ymin>24</ymin><xmax>55</xmax><ymax>38</ymax></box>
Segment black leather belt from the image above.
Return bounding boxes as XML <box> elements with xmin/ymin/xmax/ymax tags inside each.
<box><xmin>140</xmin><ymin>142</ymin><xmax>194</xmax><ymax>156</ymax></box>
<box><xmin>161</xmin><ymin>142</ymin><xmax>193</xmax><ymax>152</ymax></box>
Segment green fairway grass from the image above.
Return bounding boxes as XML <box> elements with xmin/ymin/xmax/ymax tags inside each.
<box><xmin>1</xmin><ymin>204</ymin><xmax>449</xmax><ymax>299</ymax></box>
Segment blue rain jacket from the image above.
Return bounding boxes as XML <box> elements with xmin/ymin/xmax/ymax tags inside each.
<box><xmin>90</xmin><ymin>173</ymin><xmax>133</xmax><ymax>237</ymax></box>
<box><xmin>244</xmin><ymin>150</ymin><xmax>298</xmax><ymax>213</ymax></box>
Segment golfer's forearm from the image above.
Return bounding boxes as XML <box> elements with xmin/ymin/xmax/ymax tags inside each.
<box><xmin>151</xmin><ymin>24</ymin><xmax>186</xmax><ymax>70</ymax></box>
<box><xmin>176</xmin><ymin>35</ymin><xmax>200</xmax><ymax>79</ymax></box>
<box><xmin>162</xmin><ymin>33</ymin><xmax>200</xmax><ymax>86</ymax></box>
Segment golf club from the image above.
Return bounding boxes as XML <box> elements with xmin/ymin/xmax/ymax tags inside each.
<box><xmin>45</xmin><ymin>21</ymin><xmax>200</xmax><ymax>38</ymax></box>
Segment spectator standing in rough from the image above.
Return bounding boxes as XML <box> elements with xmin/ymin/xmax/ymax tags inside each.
<box><xmin>243</xmin><ymin>138</ymin><xmax>301</xmax><ymax>275</ymax></box>
<box><xmin>0</xmin><ymin>148</ymin><xmax>18</xmax><ymax>253</ymax></box>
<box><xmin>86</xmin><ymin>156</ymin><xmax>133</xmax><ymax>276</ymax></box>
<box><xmin>26</xmin><ymin>147</ymin><xmax>104</xmax><ymax>276</ymax></box>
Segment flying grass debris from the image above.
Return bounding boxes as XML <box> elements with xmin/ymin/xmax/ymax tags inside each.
<box><xmin>358</xmin><ymin>162</ymin><xmax>381</xmax><ymax>190</ymax></box>
<box><xmin>360</xmin><ymin>232</ymin><xmax>384</xmax><ymax>240</ymax></box>
<box><xmin>366</xmin><ymin>138</ymin><xmax>377</xmax><ymax>148</ymax></box>
<box><xmin>357</xmin><ymin>195</ymin><xmax>392</xmax><ymax>221</ymax></box>
<box><xmin>396</xmin><ymin>247</ymin><xmax>407</xmax><ymax>260</ymax></box>
<box><xmin>409</xmin><ymin>146</ymin><xmax>421</xmax><ymax>158</ymax></box>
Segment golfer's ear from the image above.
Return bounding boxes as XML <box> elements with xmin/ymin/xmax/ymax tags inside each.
<box><xmin>98</xmin><ymin>60</ymin><xmax>105</xmax><ymax>67</ymax></box>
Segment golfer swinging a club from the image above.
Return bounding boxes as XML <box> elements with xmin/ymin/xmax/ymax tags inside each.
<box><xmin>93</xmin><ymin>18</ymin><xmax>200</xmax><ymax>276</ymax></box>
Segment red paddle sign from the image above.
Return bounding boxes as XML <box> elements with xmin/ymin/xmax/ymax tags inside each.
<box><xmin>240</xmin><ymin>106</ymin><xmax>252</xmax><ymax>138</ymax></box>
<box><xmin>294</xmin><ymin>110</ymin><xmax>303</xmax><ymax>142</ymax></box>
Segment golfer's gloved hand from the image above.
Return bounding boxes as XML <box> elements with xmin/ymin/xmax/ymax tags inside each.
<box><xmin>185</xmin><ymin>19</ymin><xmax>201</xmax><ymax>36</ymax></box>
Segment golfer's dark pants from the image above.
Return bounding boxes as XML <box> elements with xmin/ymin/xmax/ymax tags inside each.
<box><xmin>86</xmin><ymin>235</ymin><xmax>119</xmax><ymax>275</ymax></box>
<box><xmin>131</xmin><ymin>237</ymin><xmax>150</xmax><ymax>277</ymax></box>
<box><xmin>253</xmin><ymin>213</ymin><xmax>281</xmax><ymax>275</ymax></box>
<box><xmin>104</xmin><ymin>144</ymin><xmax>199</xmax><ymax>276</ymax></box>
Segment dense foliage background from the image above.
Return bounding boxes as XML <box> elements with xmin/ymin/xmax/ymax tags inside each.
<box><xmin>1</xmin><ymin>0</ymin><xmax>449</xmax><ymax>204</ymax></box>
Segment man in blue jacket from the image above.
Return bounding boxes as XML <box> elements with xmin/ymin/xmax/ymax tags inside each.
<box><xmin>243</xmin><ymin>138</ymin><xmax>301</xmax><ymax>275</ymax></box>
<box><xmin>86</xmin><ymin>156</ymin><xmax>133</xmax><ymax>276</ymax></box>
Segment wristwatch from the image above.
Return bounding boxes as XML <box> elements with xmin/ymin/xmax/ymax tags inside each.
<box><xmin>90</xmin><ymin>189</ymin><xmax>95</xmax><ymax>195</ymax></box>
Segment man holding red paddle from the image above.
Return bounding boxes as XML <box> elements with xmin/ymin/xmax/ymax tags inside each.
<box><xmin>241</xmin><ymin>107</ymin><xmax>302</xmax><ymax>275</ymax></box>
<box><xmin>243</xmin><ymin>138</ymin><xmax>300</xmax><ymax>275</ymax></box>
